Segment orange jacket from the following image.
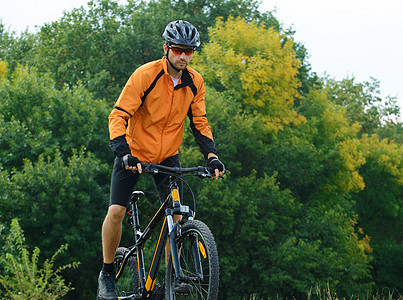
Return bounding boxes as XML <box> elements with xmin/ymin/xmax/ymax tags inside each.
<box><xmin>109</xmin><ymin>56</ymin><xmax>217</xmax><ymax>163</ymax></box>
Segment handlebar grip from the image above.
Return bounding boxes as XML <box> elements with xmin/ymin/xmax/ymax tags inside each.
<box><xmin>140</xmin><ymin>163</ymin><xmax>218</xmax><ymax>179</ymax></box>
<box><xmin>206</xmin><ymin>167</ymin><xmax>215</xmax><ymax>174</ymax></box>
<box><xmin>140</xmin><ymin>163</ymin><xmax>203</xmax><ymax>174</ymax></box>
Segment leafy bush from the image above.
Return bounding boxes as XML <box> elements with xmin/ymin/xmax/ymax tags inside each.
<box><xmin>0</xmin><ymin>219</ymin><xmax>79</xmax><ymax>299</ymax></box>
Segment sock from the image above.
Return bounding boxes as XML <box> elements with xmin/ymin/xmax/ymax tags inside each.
<box><xmin>102</xmin><ymin>262</ymin><xmax>115</xmax><ymax>275</ymax></box>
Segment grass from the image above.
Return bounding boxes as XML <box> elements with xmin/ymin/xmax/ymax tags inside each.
<box><xmin>246</xmin><ymin>284</ymin><xmax>402</xmax><ymax>300</ymax></box>
<box><xmin>306</xmin><ymin>283</ymin><xmax>402</xmax><ymax>300</ymax></box>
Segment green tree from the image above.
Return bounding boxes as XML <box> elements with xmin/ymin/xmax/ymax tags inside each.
<box><xmin>33</xmin><ymin>0</ymin><xmax>126</xmax><ymax>100</ymax></box>
<box><xmin>0</xmin><ymin>23</ymin><xmax>35</xmax><ymax>73</ymax></box>
<box><xmin>0</xmin><ymin>61</ymin><xmax>111</xmax><ymax>297</ymax></box>
<box><xmin>0</xmin><ymin>62</ymin><xmax>111</xmax><ymax>170</ymax></box>
<box><xmin>355</xmin><ymin>135</ymin><xmax>403</xmax><ymax>292</ymax></box>
<box><xmin>376</xmin><ymin>121</ymin><xmax>403</xmax><ymax>144</ymax></box>
<box><xmin>0</xmin><ymin>151</ymin><xmax>110</xmax><ymax>298</ymax></box>
<box><xmin>292</xmin><ymin>89</ymin><xmax>365</xmax><ymax>197</ymax></box>
<box><xmin>1</xmin><ymin>0</ymin><xmax>277</xmax><ymax>102</ymax></box>
<box><xmin>181</xmin><ymin>85</ymin><xmax>373</xmax><ymax>298</ymax></box>
<box><xmin>194</xmin><ymin>172</ymin><xmax>300</xmax><ymax>299</ymax></box>
<box><xmin>323</xmin><ymin>76</ymin><xmax>401</xmax><ymax>135</ymax></box>
<box><xmin>193</xmin><ymin>16</ymin><xmax>304</xmax><ymax>133</ymax></box>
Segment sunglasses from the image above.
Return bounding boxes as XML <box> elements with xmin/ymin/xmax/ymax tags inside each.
<box><xmin>168</xmin><ymin>45</ymin><xmax>195</xmax><ymax>56</ymax></box>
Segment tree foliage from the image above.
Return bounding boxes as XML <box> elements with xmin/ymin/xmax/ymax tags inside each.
<box><xmin>190</xmin><ymin>78</ymin><xmax>373</xmax><ymax>298</ymax></box>
<box><xmin>0</xmin><ymin>61</ymin><xmax>110</xmax><ymax>297</ymax></box>
<box><xmin>193</xmin><ymin>16</ymin><xmax>304</xmax><ymax>133</ymax></box>
<box><xmin>354</xmin><ymin>135</ymin><xmax>403</xmax><ymax>292</ymax></box>
<box><xmin>0</xmin><ymin>62</ymin><xmax>111</xmax><ymax>169</ymax></box>
<box><xmin>0</xmin><ymin>0</ymin><xmax>273</xmax><ymax>102</ymax></box>
<box><xmin>324</xmin><ymin>77</ymin><xmax>401</xmax><ymax>135</ymax></box>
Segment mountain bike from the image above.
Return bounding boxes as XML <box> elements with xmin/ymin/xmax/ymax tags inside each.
<box><xmin>113</xmin><ymin>163</ymin><xmax>220</xmax><ymax>299</ymax></box>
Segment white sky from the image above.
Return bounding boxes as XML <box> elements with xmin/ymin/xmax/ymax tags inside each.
<box><xmin>1</xmin><ymin>0</ymin><xmax>402</xmax><ymax>113</ymax></box>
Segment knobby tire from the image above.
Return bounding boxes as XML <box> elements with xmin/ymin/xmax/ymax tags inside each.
<box><xmin>165</xmin><ymin>220</ymin><xmax>219</xmax><ymax>300</ymax></box>
<box><xmin>114</xmin><ymin>247</ymin><xmax>139</xmax><ymax>297</ymax></box>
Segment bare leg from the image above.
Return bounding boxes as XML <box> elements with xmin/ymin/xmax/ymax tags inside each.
<box><xmin>102</xmin><ymin>204</ymin><xmax>126</xmax><ymax>264</ymax></box>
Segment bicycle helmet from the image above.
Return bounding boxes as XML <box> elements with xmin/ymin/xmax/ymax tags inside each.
<box><xmin>162</xmin><ymin>20</ymin><xmax>200</xmax><ymax>47</ymax></box>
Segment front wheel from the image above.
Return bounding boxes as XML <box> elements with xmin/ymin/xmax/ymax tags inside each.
<box><xmin>165</xmin><ymin>220</ymin><xmax>219</xmax><ymax>299</ymax></box>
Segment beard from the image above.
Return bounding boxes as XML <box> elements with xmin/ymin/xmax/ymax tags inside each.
<box><xmin>172</xmin><ymin>59</ymin><xmax>188</xmax><ymax>70</ymax></box>
<box><xmin>167</xmin><ymin>51</ymin><xmax>189</xmax><ymax>71</ymax></box>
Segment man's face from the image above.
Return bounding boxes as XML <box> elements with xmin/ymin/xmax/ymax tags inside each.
<box><xmin>164</xmin><ymin>44</ymin><xmax>195</xmax><ymax>71</ymax></box>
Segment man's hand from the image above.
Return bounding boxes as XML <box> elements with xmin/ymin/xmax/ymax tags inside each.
<box><xmin>207</xmin><ymin>156</ymin><xmax>225</xmax><ymax>180</ymax></box>
<box><xmin>121</xmin><ymin>154</ymin><xmax>142</xmax><ymax>173</ymax></box>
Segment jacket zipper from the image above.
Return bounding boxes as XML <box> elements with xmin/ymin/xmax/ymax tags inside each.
<box><xmin>157</xmin><ymin>79</ymin><xmax>175</xmax><ymax>162</ymax></box>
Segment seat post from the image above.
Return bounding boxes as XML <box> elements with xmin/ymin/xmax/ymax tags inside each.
<box><xmin>129</xmin><ymin>191</ymin><xmax>144</xmax><ymax>239</ymax></box>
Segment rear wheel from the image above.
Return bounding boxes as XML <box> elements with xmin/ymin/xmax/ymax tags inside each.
<box><xmin>114</xmin><ymin>247</ymin><xmax>164</xmax><ymax>299</ymax></box>
<box><xmin>114</xmin><ymin>247</ymin><xmax>139</xmax><ymax>297</ymax></box>
<box><xmin>165</xmin><ymin>220</ymin><xmax>219</xmax><ymax>299</ymax></box>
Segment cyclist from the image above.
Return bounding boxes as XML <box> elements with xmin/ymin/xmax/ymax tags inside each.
<box><xmin>97</xmin><ymin>20</ymin><xmax>225</xmax><ymax>300</ymax></box>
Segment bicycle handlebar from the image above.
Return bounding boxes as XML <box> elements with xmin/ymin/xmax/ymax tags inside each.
<box><xmin>140</xmin><ymin>163</ymin><xmax>214</xmax><ymax>178</ymax></box>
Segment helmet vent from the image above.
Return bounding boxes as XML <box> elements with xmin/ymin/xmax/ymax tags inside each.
<box><xmin>162</xmin><ymin>20</ymin><xmax>200</xmax><ymax>47</ymax></box>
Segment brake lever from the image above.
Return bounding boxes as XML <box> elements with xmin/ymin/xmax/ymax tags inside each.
<box><xmin>141</xmin><ymin>163</ymin><xmax>158</xmax><ymax>174</ymax></box>
<box><xmin>205</xmin><ymin>167</ymin><xmax>225</xmax><ymax>179</ymax></box>
<box><xmin>198</xmin><ymin>167</ymin><xmax>224</xmax><ymax>179</ymax></box>
<box><xmin>196</xmin><ymin>166</ymin><xmax>211</xmax><ymax>179</ymax></box>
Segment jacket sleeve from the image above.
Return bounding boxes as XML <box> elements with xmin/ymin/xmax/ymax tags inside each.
<box><xmin>108</xmin><ymin>71</ymin><xmax>144</xmax><ymax>157</ymax></box>
<box><xmin>187</xmin><ymin>79</ymin><xmax>218</xmax><ymax>159</ymax></box>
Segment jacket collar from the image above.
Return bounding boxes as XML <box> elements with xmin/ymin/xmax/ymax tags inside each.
<box><xmin>161</xmin><ymin>56</ymin><xmax>196</xmax><ymax>94</ymax></box>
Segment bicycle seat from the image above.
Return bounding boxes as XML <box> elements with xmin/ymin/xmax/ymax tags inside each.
<box><xmin>129</xmin><ymin>191</ymin><xmax>145</xmax><ymax>201</ymax></box>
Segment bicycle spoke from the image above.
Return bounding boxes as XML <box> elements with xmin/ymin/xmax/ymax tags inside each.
<box><xmin>165</xmin><ymin>220</ymin><xmax>219</xmax><ymax>300</ymax></box>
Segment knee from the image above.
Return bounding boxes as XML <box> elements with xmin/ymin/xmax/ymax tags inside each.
<box><xmin>106</xmin><ymin>205</ymin><xmax>126</xmax><ymax>223</ymax></box>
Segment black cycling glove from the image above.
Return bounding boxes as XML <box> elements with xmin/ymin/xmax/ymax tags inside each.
<box><xmin>207</xmin><ymin>157</ymin><xmax>226</xmax><ymax>173</ymax></box>
<box><xmin>121</xmin><ymin>154</ymin><xmax>140</xmax><ymax>169</ymax></box>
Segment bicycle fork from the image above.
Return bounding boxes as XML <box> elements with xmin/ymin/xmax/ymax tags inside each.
<box><xmin>167</xmin><ymin>184</ymin><xmax>204</xmax><ymax>284</ymax></box>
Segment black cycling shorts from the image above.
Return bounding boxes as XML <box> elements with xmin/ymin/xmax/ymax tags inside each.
<box><xmin>109</xmin><ymin>154</ymin><xmax>182</xmax><ymax>207</ymax></box>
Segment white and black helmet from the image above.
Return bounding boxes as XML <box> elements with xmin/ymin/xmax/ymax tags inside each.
<box><xmin>162</xmin><ymin>20</ymin><xmax>200</xmax><ymax>47</ymax></box>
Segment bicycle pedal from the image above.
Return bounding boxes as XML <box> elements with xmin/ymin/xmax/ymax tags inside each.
<box><xmin>175</xmin><ymin>283</ymin><xmax>193</xmax><ymax>296</ymax></box>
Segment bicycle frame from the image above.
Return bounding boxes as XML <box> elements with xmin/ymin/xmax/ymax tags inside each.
<box><xmin>115</xmin><ymin>178</ymin><xmax>203</xmax><ymax>299</ymax></box>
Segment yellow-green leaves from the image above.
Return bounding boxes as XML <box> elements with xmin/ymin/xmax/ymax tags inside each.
<box><xmin>298</xmin><ymin>89</ymin><xmax>366</xmax><ymax>195</ymax></box>
<box><xmin>193</xmin><ymin>16</ymin><xmax>303</xmax><ymax>132</ymax></box>
<box><xmin>0</xmin><ymin>60</ymin><xmax>7</xmax><ymax>81</ymax></box>
<box><xmin>360</xmin><ymin>134</ymin><xmax>403</xmax><ymax>185</ymax></box>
